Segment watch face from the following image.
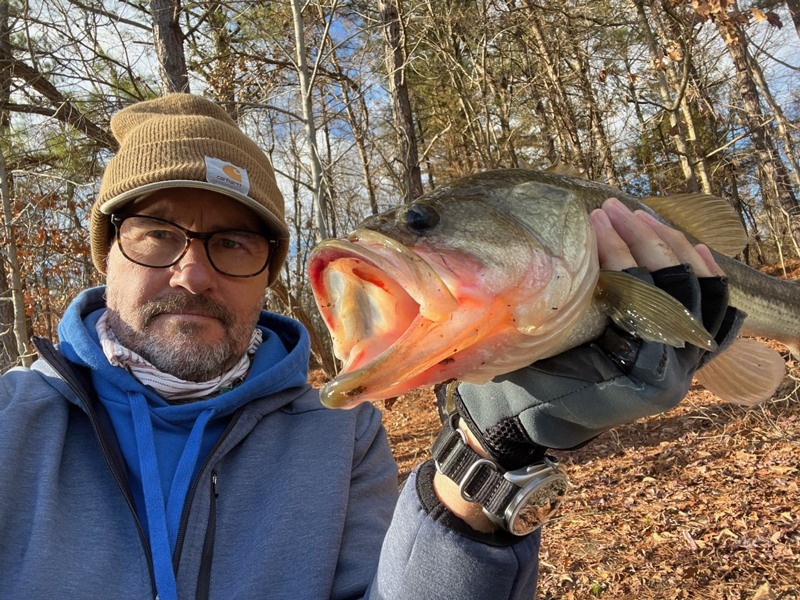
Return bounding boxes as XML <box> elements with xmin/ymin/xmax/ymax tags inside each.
<box><xmin>508</xmin><ymin>474</ymin><xmax>568</xmax><ymax>536</ymax></box>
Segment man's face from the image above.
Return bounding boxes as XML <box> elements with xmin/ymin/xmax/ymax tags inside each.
<box><xmin>105</xmin><ymin>188</ymin><xmax>272</xmax><ymax>382</ymax></box>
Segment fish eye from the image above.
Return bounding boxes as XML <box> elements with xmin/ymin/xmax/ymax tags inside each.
<box><xmin>403</xmin><ymin>204</ymin><xmax>440</xmax><ymax>234</ymax></box>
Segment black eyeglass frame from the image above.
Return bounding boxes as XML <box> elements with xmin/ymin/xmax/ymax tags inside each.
<box><xmin>110</xmin><ymin>213</ymin><xmax>276</xmax><ymax>278</ymax></box>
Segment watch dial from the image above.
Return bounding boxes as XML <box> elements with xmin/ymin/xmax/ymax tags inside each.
<box><xmin>511</xmin><ymin>477</ymin><xmax>568</xmax><ymax>536</ymax></box>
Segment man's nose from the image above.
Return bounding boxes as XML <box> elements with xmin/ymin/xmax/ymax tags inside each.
<box><xmin>169</xmin><ymin>239</ymin><xmax>216</xmax><ymax>293</ymax></box>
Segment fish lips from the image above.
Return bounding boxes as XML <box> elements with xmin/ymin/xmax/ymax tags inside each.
<box><xmin>309</xmin><ymin>229</ymin><xmax>459</xmax><ymax>403</ymax></box>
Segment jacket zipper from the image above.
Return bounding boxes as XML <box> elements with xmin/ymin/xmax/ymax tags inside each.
<box><xmin>33</xmin><ymin>337</ymin><xmax>157</xmax><ymax>595</ymax></box>
<box><xmin>195</xmin><ymin>471</ymin><xmax>219</xmax><ymax>600</ymax></box>
<box><xmin>171</xmin><ymin>408</ymin><xmax>242</xmax><ymax>582</ymax></box>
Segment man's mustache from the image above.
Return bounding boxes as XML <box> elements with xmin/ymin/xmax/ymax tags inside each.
<box><xmin>139</xmin><ymin>294</ymin><xmax>234</xmax><ymax>329</ymax></box>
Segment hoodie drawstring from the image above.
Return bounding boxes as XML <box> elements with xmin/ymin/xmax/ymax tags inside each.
<box><xmin>129</xmin><ymin>391</ymin><xmax>215</xmax><ymax>600</ymax></box>
<box><xmin>166</xmin><ymin>407</ymin><xmax>214</xmax><ymax>550</ymax></box>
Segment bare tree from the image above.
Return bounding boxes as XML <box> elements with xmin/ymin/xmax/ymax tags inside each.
<box><xmin>634</xmin><ymin>0</ymin><xmax>701</xmax><ymax>192</ymax></box>
<box><xmin>152</xmin><ymin>0</ymin><xmax>190</xmax><ymax>93</ymax></box>
<box><xmin>706</xmin><ymin>4</ymin><xmax>800</xmax><ymax>252</ymax></box>
<box><xmin>379</xmin><ymin>0</ymin><xmax>423</xmax><ymax>202</ymax></box>
<box><xmin>0</xmin><ymin>151</ymin><xmax>32</xmax><ymax>366</ymax></box>
<box><xmin>291</xmin><ymin>0</ymin><xmax>330</xmax><ymax>239</ymax></box>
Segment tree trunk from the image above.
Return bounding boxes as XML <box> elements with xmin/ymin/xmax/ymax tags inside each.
<box><xmin>564</xmin><ymin>35</ymin><xmax>619</xmax><ymax>186</ymax></box>
<box><xmin>151</xmin><ymin>0</ymin><xmax>190</xmax><ymax>94</ymax></box>
<box><xmin>0</xmin><ymin>152</ymin><xmax>32</xmax><ymax>366</ymax></box>
<box><xmin>654</xmin><ymin>1</ymin><xmax>714</xmax><ymax>194</ymax></box>
<box><xmin>716</xmin><ymin>17</ymin><xmax>800</xmax><ymax>249</ymax></box>
<box><xmin>270</xmin><ymin>280</ymin><xmax>337</xmax><ymax>379</ymax></box>
<box><xmin>0</xmin><ymin>0</ymin><xmax>25</xmax><ymax>368</ymax></box>
<box><xmin>634</xmin><ymin>0</ymin><xmax>699</xmax><ymax>192</ymax></box>
<box><xmin>378</xmin><ymin>0</ymin><xmax>424</xmax><ymax>202</ymax></box>
<box><xmin>291</xmin><ymin>0</ymin><xmax>328</xmax><ymax>239</ymax></box>
<box><xmin>207</xmin><ymin>2</ymin><xmax>235</xmax><ymax>112</ymax></box>
<box><xmin>0</xmin><ymin>260</ymin><xmax>17</xmax><ymax>369</ymax></box>
<box><xmin>624</xmin><ymin>55</ymin><xmax>656</xmax><ymax>192</ymax></box>
<box><xmin>329</xmin><ymin>48</ymin><xmax>379</xmax><ymax>215</ymax></box>
<box><xmin>526</xmin><ymin>8</ymin><xmax>586</xmax><ymax>171</ymax></box>
<box><xmin>744</xmin><ymin>43</ymin><xmax>800</xmax><ymax>192</ymax></box>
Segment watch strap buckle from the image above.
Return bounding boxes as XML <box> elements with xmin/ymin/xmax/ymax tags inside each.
<box><xmin>458</xmin><ymin>458</ymin><xmax>499</xmax><ymax>503</ymax></box>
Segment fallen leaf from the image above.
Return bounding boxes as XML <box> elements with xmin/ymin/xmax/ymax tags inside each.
<box><xmin>752</xmin><ymin>581</ymin><xmax>777</xmax><ymax>600</ymax></box>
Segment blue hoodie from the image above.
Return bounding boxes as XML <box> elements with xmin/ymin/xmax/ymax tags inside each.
<box><xmin>57</xmin><ymin>287</ymin><xmax>309</xmax><ymax>600</ymax></box>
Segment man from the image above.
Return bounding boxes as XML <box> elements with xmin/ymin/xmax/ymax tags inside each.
<box><xmin>0</xmin><ymin>94</ymin><xmax>738</xmax><ymax>599</ymax></box>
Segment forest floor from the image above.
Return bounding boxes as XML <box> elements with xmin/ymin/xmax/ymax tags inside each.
<box><xmin>379</xmin><ymin>356</ymin><xmax>799</xmax><ymax>600</ymax></box>
<box><xmin>312</xmin><ymin>259</ymin><xmax>800</xmax><ymax>600</ymax></box>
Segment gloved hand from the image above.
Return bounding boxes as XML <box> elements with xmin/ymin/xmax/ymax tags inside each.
<box><xmin>443</xmin><ymin>198</ymin><xmax>744</xmax><ymax>471</ymax></box>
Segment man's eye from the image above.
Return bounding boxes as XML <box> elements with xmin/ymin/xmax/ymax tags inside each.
<box><xmin>145</xmin><ymin>229</ymin><xmax>173</xmax><ymax>240</ymax></box>
<box><xmin>219</xmin><ymin>237</ymin><xmax>243</xmax><ymax>249</ymax></box>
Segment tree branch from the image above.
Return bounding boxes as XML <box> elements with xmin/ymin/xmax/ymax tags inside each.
<box><xmin>64</xmin><ymin>0</ymin><xmax>151</xmax><ymax>31</ymax></box>
<box><xmin>0</xmin><ymin>50</ymin><xmax>116</xmax><ymax>149</ymax></box>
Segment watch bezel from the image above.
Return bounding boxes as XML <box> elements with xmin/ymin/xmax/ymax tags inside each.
<box><xmin>499</xmin><ymin>461</ymin><xmax>569</xmax><ymax>535</ymax></box>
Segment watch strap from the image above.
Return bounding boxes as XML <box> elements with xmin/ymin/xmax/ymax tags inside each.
<box><xmin>431</xmin><ymin>417</ymin><xmax>518</xmax><ymax>520</ymax></box>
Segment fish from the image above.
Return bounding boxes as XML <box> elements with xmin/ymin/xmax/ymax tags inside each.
<box><xmin>308</xmin><ymin>169</ymin><xmax>799</xmax><ymax>409</ymax></box>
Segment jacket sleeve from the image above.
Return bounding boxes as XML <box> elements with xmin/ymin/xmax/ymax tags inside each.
<box><xmin>369</xmin><ymin>460</ymin><xmax>541</xmax><ymax>599</ymax></box>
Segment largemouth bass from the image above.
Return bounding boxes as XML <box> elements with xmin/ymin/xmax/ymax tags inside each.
<box><xmin>309</xmin><ymin>169</ymin><xmax>799</xmax><ymax>409</ymax></box>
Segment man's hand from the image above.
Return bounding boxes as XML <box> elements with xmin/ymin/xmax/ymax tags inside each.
<box><xmin>591</xmin><ymin>198</ymin><xmax>723</xmax><ymax>276</ymax></box>
<box><xmin>433</xmin><ymin>198</ymin><xmax>742</xmax><ymax>532</ymax></box>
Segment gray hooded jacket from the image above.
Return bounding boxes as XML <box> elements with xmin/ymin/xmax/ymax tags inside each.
<box><xmin>0</xmin><ymin>291</ymin><xmax>539</xmax><ymax>599</ymax></box>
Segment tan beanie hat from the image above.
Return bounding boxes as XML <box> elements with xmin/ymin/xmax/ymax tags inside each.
<box><xmin>91</xmin><ymin>93</ymin><xmax>289</xmax><ymax>286</ymax></box>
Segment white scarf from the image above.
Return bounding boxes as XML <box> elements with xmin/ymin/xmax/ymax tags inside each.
<box><xmin>96</xmin><ymin>311</ymin><xmax>262</xmax><ymax>401</ymax></box>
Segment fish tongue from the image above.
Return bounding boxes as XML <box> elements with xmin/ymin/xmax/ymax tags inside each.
<box><xmin>322</xmin><ymin>258</ymin><xmax>420</xmax><ymax>371</ymax></box>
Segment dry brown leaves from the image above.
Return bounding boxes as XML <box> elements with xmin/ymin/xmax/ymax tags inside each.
<box><xmin>373</xmin><ymin>357</ymin><xmax>799</xmax><ymax>599</ymax></box>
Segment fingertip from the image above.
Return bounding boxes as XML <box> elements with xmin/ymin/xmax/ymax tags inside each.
<box><xmin>594</xmin><ymin>209</ymin><xmax>638</xmax><ymax>271</ymax></box>
<box><xmin>694</xmin><ymin>244</ymin><xmax>726</xmax><ymax>276</ymax></box>
<box><xmin>590</xmin><ymin>208</ymin><xmax>612</xmax><ymax>228</ymax></box>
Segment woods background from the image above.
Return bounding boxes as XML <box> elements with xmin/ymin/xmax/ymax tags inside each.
<box><xmin>0</xmin><ymin>2</ymin><xmax>798</xmax><ymax>598</ymax></box>
<box><xmin>0</xmin><ymin>0</ymin><xmax>800</xmax><ymax>369</ymax></box>
<box><xmin>0</xmin><ymin>0</ymin><xmax>798</xmax><ymax>370</ymax></box>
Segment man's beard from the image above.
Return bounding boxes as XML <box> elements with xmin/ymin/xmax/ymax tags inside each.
<box><xmin>106</xmin><ymin>293</ymin><xmax>262</xmax><ymax>382</ymax></box>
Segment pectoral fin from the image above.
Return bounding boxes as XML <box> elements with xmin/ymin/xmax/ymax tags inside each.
<box><xmin>695</xmin><ymin>338</ymin><xmax>786</xmax><ymax>405</ymax></box>
<box><xmin>595</xmin><ymin>270</ymin><xmax>717</xmax><ymax>351</ymax></box>
<box><xmin>640</xmin><ymin>193</ymin><xmax>748</xmax><ymax>257</ymax></box>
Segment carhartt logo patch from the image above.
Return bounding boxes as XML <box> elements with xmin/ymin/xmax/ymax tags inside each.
<box><xmin>205</xmin><ymin>156</ymin><xmax>250</xmax><ymax>196</ymax></box>
<box><xmin>222</xmin><ymin>164</ymin><xmax>242</xmax><ymax>182</ymax></box>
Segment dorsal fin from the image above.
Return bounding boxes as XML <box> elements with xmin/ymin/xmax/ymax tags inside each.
<box><xmin>641</xmin><ymin>193</ymin><xmax>748</xmax><ymax>257</ymax></box>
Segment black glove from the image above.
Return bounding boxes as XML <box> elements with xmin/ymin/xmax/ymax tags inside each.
<box><xmin>440</xmin><ymin>264</ymin><xmax>744</xmax><ymax>471</ymax></box>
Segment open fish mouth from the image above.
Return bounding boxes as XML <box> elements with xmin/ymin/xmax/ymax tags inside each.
<box><xmin>308</xmin><ymin>229</ymin><xmax>462</xmax><ymax>407</ymax></box>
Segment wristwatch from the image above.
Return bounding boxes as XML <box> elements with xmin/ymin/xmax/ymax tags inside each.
<box><xmin>431</xmin><ymin>414</ymin><xmax>569</xmax><ymax>536</ymax></box>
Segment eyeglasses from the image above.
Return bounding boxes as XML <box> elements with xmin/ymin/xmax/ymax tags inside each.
<box><xmin>110</xmin><ymin>214</ymin><xmax>276</xmax><ymax>278</ymax></box>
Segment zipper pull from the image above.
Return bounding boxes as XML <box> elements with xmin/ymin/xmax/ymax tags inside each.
<box><xmin>212</xmin><ymin>473</ymin><xmax>218</xmax><ymax>497</ymax></box>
